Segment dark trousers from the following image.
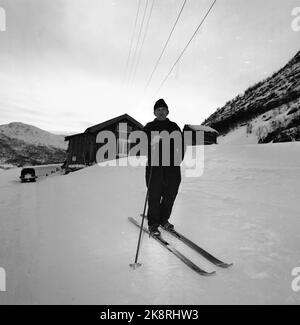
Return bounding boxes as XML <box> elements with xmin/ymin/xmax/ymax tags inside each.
<box><xmin>146</xmin><ymin>166</ymin><xmax>181</xmax><ymax>227</ymax></box>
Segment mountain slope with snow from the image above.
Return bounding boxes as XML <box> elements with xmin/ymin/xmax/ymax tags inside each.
<box><xmin>204</xmin><ymin>50</ymin><xmax>300</xmax><ymax>144</ymax></box>
<box><xmin>0</xmin><ymin>122</ymin><xmax>67</xmax><ymax>149</ymax></box>
<box><xmin>0</xmin><ymin>133</ymin><xmax>66</xmax><ymax>166</ymax></box>
<box><xmin>0</xmin><ymin>122</ymin><xmax>67</xmax><ymax>166</ymax></box>
<box><xmin>0</xmin><ymin>143</ymin><xmax>299</xmax><ymax>304</ymax></box>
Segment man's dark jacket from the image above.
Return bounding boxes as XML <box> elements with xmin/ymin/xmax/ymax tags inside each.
<box><xmin>142</xmin><ymin>118</ymin><xmax>185</xmax><ymax>167</ymax></box>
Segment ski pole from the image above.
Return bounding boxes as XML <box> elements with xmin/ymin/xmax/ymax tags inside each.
<box><xmin>129</xmin><ymin>166</ymin><xmax>153</xmax><ymax>269</ymax></box>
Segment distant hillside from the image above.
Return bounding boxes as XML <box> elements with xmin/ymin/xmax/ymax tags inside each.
<box><xmin>0</xmin><ymin>133</ymin><xmax>66</xmax><ymax>167</ymax></box>
<box><xmin>0</xmin><ymin>122</ymin><xmax>67</xmax><ymax>149</ymax></box>
<box><xmin>0</xmin><ymin>122</ymin><xmax>67</xmax><ymax>166</ymax></box>
<box><xmin>203</xmin><ymin>51</ymin><xmax>300</xmax><ymax>143</ymax></box>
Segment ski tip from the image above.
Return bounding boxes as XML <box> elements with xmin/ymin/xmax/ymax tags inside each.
<box><xmin>218</xmin><ymin>262</ymin><xmax>233</xmax><ymax>268</ymax></box>
<box><xmin>201</xmin><ymin>270</ymin><xmax>216</xmax><ymax>276</ymax></box>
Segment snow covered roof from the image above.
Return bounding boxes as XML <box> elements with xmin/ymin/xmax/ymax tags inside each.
<box><xmin>64</xmin><ymin>132</ymin><xmax>85</xmax><ymax>140</ymax></box>
<box><xmin>185</xmin><ymin>124</ymin><xmax>219</xmax><ymax>134</ymax></box>
<box><xmin>85</xmin><ymin>114</ymin><xmax>143</xmax><ymax>134</ymax></box>
<box><xmin>65</xmin><ymin>114</ymin><xmax>144</xmax><ymax>140</ymax></box>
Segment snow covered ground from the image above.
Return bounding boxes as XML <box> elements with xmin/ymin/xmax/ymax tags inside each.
<box><xmin>0</xmin><ymin>143</ymin><xmax>300</xmax><ymax>305</ymax></box>
<box><xmin>217</xmin><ymin>125</ymin><xmax>259</xmax><ymax>145</ymax></box>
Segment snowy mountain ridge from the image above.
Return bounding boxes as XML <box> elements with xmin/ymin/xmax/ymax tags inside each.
<box><xmin>203</xmin><ymin>50</ymin><xmax>300</xmax><ymax>144</ymax></box>
<box><xmin>0</xmin><ymin>122</ymin><xmax>67</xmax><ymax>166</ymax></box>
<box><xmin>0</xmin><ymin>133</ymin><xmax>66</xmax><ymax>167</ymax></box>
<box><xmin>0</xmin><ymin>122</ymin><xmax>67</xmax><ymax>149</ymax></box>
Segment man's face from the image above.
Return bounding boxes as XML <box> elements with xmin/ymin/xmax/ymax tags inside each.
<box><xmin>154</xmin><ymin>106</ymin><xmax>169</xmax><ymax>120</ymax></box>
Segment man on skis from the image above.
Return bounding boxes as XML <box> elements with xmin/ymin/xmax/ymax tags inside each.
<box><xmin>143</xmin><ymin>98</ymin><xmax>185</xmax><ymax>236</ymax></box>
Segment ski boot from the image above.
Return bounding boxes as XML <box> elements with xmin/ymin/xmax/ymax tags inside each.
<box><xmin>161</xmin><ymin>221</ymin><xmax>174</xmax><ymax>231</ymax></box>
<box><xmin>149</xmin><ymin>225</ymin><xmax>161</xmax><ymax>237</ymax></box>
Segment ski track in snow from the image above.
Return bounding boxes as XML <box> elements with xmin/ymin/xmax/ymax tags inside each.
<box><xmin>0</xmin><ymin>143</ymin><xmax>300</xmax><ymax>304</ymax></box>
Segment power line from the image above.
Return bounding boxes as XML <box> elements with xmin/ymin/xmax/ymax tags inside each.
<box><xmin>128</xmin><ymin>0</ymin><xmax>149</xmax><ymax>85</ymax></box>
<box><xmin>156</xmin><ymin>0</ymin><xmax>217</xmax><ymax>93</ymax></box>
<box><xmin>124</xmin><ymin>0</ymin><xmax>142</xmax><ymax>84</ymax></box>
<box><xmin>144</xmin><ymin>0</ymin><xmax>187</xmax><ymax>91</ymax></box>
<box><xmin>131</xmin><ymin>0</ymin><xmax>156</xmax><ymax>85</ymax></box>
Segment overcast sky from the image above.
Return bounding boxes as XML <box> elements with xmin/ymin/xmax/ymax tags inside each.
<box><xmin>0</xmin><ymin>0</ymin><xmax>299</xmax><ymax>133</ymax></box>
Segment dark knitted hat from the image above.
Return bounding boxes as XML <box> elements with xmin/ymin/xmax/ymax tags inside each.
<box><xmin>154</xmin><ymin>98</ymin><xmax>168</xmax><ymax>111</ymax></box>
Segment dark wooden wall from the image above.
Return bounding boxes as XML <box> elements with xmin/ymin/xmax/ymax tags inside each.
<box><xmin>65</xmin><ymin>118</ymin><xmax>143</xmax><ymax>166</ymax></box>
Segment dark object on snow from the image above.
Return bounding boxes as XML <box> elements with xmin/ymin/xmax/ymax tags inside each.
<box><xmin>161</xmin><ymin>220</ymin><xmax>174</xmax><ymax>231</ymax></box>
<box><xmin>64</xmin><ymin>164</ymin><xmax>86</xmax><ymax>175</ymax></box>
<box><xmin>149</xmin><ymin>224</ymin><xmax>161</xmax><ymax>237</ymax></box>
<box><xmin>162</xmin><ymin>223</ymin><xmax>233</xmax><ymax>268</ymax></box>
<box><xmin>64</xmin><ymin>113</ymin><xmax>143</xmax><ymax>166</ymax></box>
<box><xmin>129</xmin><ymin>217</ymin><xmax>215</xmax><ymax>276</ymax></box>
<box><xmin>146</xmin><ymin>166</ymin><xmax>181</xmax><ymax>228</ymax></box>
<box><xmin>139</xmin><ymin>213</ymin><xmax>233</xmax><ymax>268</ymax></box>
<box><xmin>143</xmin><ymin>117</ymin><xmax>184</xmax><ymax>231</ymax></box>
<box><xmin>273</xmin><ymin>126</ymin><xmax>300</xmax><ymax>143</ymax></box>
<box><xmin>183</xmin><ymin>124</ymin><xmax>218</xmax><ymax>145</ymax></box>
<box><xmin>20</xmin><ymin>167</ymin><xmax>37</xmax><ymax>183</ymax></box>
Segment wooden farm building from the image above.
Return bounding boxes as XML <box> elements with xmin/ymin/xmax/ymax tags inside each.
<box><xmin>64</xmin><ymin>114</ymin><xmax>143</xmax><ymax>166</ymax></box>
<box><xmin>183</xmin><ymin>124</ymin><xmax>219</xmax><ymax>145</ymax></box>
